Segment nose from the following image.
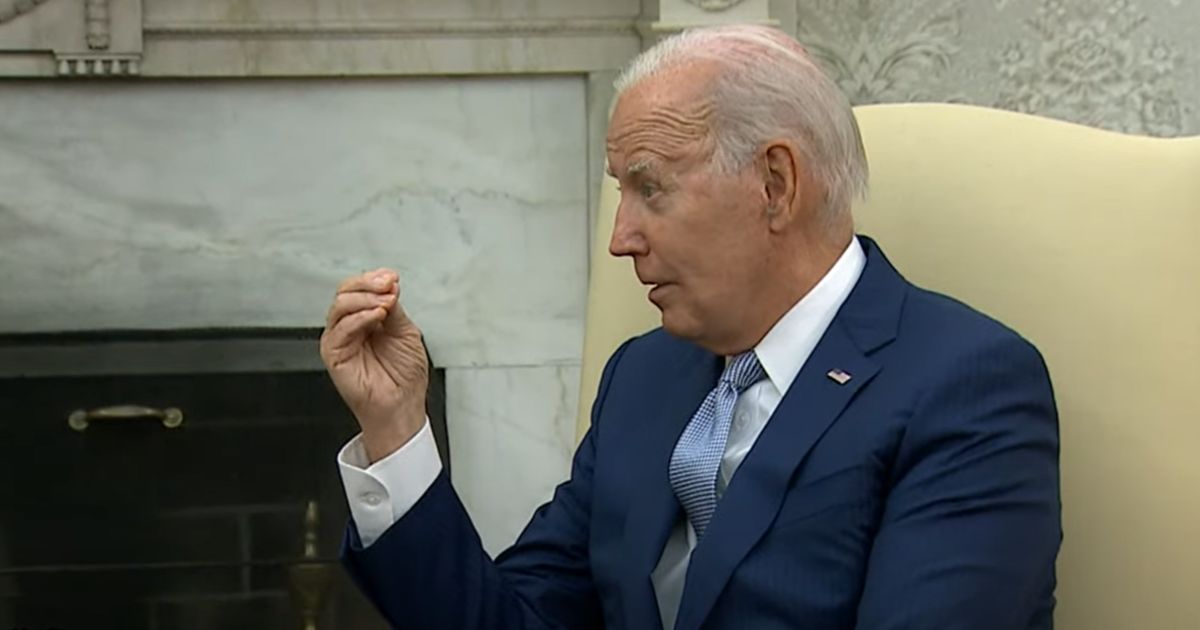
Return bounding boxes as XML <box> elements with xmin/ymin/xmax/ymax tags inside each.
<box><xmin>608</xmin><ymin>195</ymin><xmax>648</xmax><ymax>258</ymax></box>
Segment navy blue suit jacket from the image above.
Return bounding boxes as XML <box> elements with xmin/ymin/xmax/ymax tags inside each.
<box><xmin>343</xmin><ymin>237</ymin><xmax>1062</xmax><ymax>629</ymax></box>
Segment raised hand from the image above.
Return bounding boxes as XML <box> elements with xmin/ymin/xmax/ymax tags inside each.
<box><xmin>320</xmin><ymin>268</ymin><xmax>429</xmax><ymax>463</ymax></box>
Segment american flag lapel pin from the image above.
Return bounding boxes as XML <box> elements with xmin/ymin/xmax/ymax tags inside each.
<box><xmin>826</xmin><ymin>368</ymin><xmax>852</xmax><ymax>385</ymax></box>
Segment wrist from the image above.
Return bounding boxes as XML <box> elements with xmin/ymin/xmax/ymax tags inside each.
<box><xmin>360</xmin><ymin>403</ymin><xmax>426</xmax><ymax>464</ymax></box>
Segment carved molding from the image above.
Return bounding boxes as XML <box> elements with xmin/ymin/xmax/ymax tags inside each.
<box><xmin>0</xmin><ymin>0</ymin><xmax>52</xmax><ymax>25</ymax></box>
<box><xmin>684</xmin><ymin>0</ymin><xmax>747</xmax><ymax>11</ymax></box>
<box><xmin>0</xmin><ymin>1</ymin><xmax>784</xmax><ymax>79</ymax></box>
<box><xmin>651</xmin><ymin>0</ymin><xmax>775</xmax><ymax>45</ymax></box>
<box><xmin>134</xmin><ymin>15</ymin><xmax>644</xmax><ymax>77</ymax></box>
<box><xmin>0</xmin><ymin>0</ymin><xmax>139</xmax><ymax>78</ymax></box>
<box><xmin>141</xmin><ymin>17</ymin><xmax>637</xmax><ymax>39</ymax></box>
<box><xmin>133</xmin><ymin>14</ymin><xmax>644</xmax><ymax>76</ymax></box>
<box><xmin>85</xmin><ymin>0</ymin><xmax>109</xmax><ymax>50</ymax></box>
<box><xmin>57</xmin><ymin>53</ymin><xmax>138</xmax><ymax>76</ymax></box>
<box><xmin>0</xmin><ymin>0</ymin><xmax>802</xmax><ymax>78</ymax></box>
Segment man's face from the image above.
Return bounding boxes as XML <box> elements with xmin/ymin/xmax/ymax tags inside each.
<box><xmin>606</xmin><ymin>65</ymin><xmax>774</xmax><ymax>349</ymax></box>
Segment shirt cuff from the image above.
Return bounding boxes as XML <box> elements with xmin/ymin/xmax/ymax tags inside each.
<box><xmin>337</xmin><ymin>418</ymin><xmax>443</xmax><ymax>548</ymax></box>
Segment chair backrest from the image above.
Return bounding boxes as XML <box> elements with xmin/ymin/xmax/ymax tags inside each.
<box><xmin>575</xmin><ymin>103</ymin><xmax>1200</xmax><ymax>629</ymax></box>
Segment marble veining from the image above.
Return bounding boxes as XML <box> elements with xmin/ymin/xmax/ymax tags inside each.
<box><xmin>446</xmin><ymin>365</ymin><xmax>582</xmax><ymax>556</ymax></box>
<box><xmin>0</xmin><ymin>76</ymin><xmax>589</xmax><ymax>368</ymax></box>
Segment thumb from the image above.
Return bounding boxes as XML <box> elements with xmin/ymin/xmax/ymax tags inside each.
<box><xmin>381</xmin><ymin>287</ymin><xmax>415</xmax><ymax>335</ymax></box>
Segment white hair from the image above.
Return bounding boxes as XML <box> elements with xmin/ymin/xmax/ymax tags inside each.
<box><xmin>614</xmin><ymin>25</ymin><xmax>869</xmax><ymax>218</ymax></box>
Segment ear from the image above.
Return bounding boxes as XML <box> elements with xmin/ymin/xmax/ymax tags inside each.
<box><xmin>762</xmin><ymin>141</ymin><xmax>802</xmax><ymax>231</ymax></box>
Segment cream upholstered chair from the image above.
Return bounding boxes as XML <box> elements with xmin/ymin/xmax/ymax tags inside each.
<box><xmin>575</xmin><ymin>103</ymin><xmax>1200</xmax><ymax>629</ymax></box>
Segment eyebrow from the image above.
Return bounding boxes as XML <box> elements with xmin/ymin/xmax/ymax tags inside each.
<box><xmin>628</xmin><ymin>159</ymin><xmax>654</xmax><ymax>175</ymax></box>
<box><xmin>606</xmin><ymin>158</ymin><xmax>658</xmax><ymax>178</ymax></box>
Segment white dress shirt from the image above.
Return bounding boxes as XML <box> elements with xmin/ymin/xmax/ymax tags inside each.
<box><xmin>338</xmin><ymin>236</ymin><xmax>865</xmax><ymax>628</ymax></box>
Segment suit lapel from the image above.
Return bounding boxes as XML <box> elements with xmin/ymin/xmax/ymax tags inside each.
<box><xmin>620</xmin><ymin>348</ymin><xmax>723</xmax><ymax>630</ymax></box>
<box><xmin>673</xmin><ymin>236</ymin><xmax>906</xmax><ymax>630</ymax></box>
<box><xmin>672</xmin><ymin>324</ymin><xmax>879</xmax><ymax>630</ymax></box>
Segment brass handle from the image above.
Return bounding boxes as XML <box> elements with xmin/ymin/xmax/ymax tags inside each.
<box><xmin>67</xmin><ymin>405</ymin><xmax>184</xmax><ymax>432</ymax></box>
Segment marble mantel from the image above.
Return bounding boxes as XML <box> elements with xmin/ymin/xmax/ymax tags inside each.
<box><xmin>0</xmin><ymin>0</ymin><xmax>796</xmax><ymax>556</ymax></box>
<box><xmin>0</xmin><ymin>0</ymin><xmax>795</xmax><ymax>241</ymax></box>
<box><xmin>0</xmin><ymin>0</ymin><xmax>794</xmax><ymax>80</ymax></box>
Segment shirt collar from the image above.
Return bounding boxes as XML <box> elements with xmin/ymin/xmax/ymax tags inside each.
<box><xmin>750</xmin><ymin>236</ymin><xmax>866</xmax><ymax>396</ymax></box>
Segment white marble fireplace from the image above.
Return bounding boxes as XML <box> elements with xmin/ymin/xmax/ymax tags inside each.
<box><xmin>0</xmin><ymin>0</ymin><xmax>793</xmax><ymax>561</ymax></box>
<box><xmin>0</xmin><ymin>75</ymin><xmax>589</xmax><ymax>557</ymax></box>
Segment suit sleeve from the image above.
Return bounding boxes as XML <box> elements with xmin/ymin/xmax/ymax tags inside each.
<box><xmin>341</xmin><ymin>339</ymin><xmax>633</xmax><ymax>630</ymax></box>
<box><xmin>855</xmin><ymin>334</ymin><xmax>1062</xmax><ymax>630</ymax></box>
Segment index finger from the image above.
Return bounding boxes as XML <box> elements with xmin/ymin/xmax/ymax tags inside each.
<box><xmin>336</xmin><ymin>268</ymin><xmax>399</xmax><ymax>295</ymax></box>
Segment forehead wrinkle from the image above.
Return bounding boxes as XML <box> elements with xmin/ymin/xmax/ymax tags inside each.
<box><xmin>607</xmin><ymin>101</ymin><xmax>716</xmax><ymax>168</ymax></box>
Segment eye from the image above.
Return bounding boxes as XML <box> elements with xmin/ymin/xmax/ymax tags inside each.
<box><xmin>640</xmin><ymin>182</ymin><xmax>660</xmax><ymax>199</ymax></box>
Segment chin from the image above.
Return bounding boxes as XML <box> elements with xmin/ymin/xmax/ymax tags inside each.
<box><xmin>659</xmin><ymin>309</ymin><xmax>702</xmax><ymax>341</ymax></box>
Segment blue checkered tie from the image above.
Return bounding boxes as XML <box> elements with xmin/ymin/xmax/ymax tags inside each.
<box><xmin>669</xmin><ymin>350</ymin><xmax>766</xmax><ymax>538</ymax></box>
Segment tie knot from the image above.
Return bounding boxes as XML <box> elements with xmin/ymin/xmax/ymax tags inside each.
<box><xmin>721</xmin><ymin>350</ymin><xmax>765</xmax><ymax>392</ymax></box>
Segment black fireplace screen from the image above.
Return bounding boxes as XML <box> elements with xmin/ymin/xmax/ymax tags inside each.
<box><xmin>0</xmin><ymin>329</ymin><xmax>448</xmax><ymax>629</ymax></box>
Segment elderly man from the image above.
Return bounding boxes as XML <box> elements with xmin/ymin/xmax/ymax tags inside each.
<box><xmin>321</xmin><ymin>25</ymin><xmax>1061</xmax><ymax>630</ymax></box>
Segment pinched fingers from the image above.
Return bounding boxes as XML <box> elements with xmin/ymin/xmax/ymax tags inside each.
<box><xmin>325</xmin><ymin>289</ymin><xmax>397</xmax><ymax>330</ymax></box>
<box><xmin>336</xmin><ymin>268</ymin><xmax>398</xmax><ymax>295</ymax></box>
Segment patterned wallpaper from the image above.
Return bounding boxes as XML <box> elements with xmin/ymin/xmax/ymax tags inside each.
<box><xmin>795</xmin><ymin>0</ymin><xmax>1199</xmax><ymax>137</ymax></box>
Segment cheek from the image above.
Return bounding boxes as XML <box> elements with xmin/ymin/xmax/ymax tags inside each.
<box><xmin>653</xmin><ymin>179</ymin><xmax>763</xmax><ymax>283</ymax></box>
<box><xmin>697</xmin><ymin>215</ymin><xmax>768</xmax><ymax>294</ymax></box>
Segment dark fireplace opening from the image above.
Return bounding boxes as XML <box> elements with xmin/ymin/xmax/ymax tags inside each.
<box><xmin>0</xmin><ymin>329</ymin><xmax>448</xmax><ymax>629</ymax></box>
